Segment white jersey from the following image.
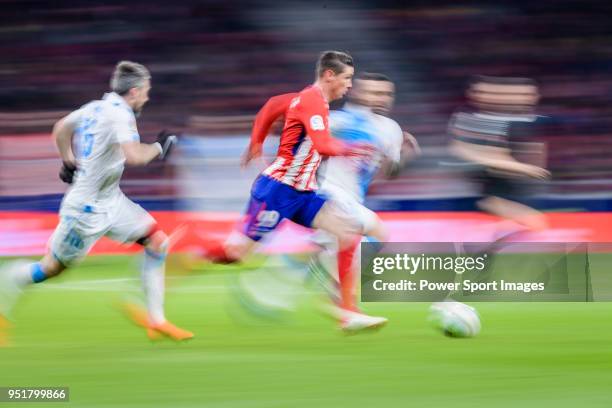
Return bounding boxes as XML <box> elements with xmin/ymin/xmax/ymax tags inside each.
<box><xmin>61</xmin><ymin>92</ymin><xmax>140</xmax><ymax>213</ymax></box>
<box><xmin>318</xmin><ymin>103</ymin><xmax>403</xmax><ymax>203</ymax></box>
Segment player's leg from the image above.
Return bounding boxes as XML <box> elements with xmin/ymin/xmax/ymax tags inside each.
<box><xmin>310</xmin><ymin>200</ymin><xmax>361</xmax><ymax>250</ymax></box>
<box><xmin>107</xmin><ymin>197</ymin><xmax>192</xmax><ymax>341</ymax></box>
<box><xmin>477</xmin><ymin>173</ymin><xmax>548</xmax><ymax>236</ymax></box>
<box><xmin>295</xmin><ymin>193</ymin><xmax>358</xmax><ymax>309</ymax></box>
<box><xmin>478</xmin><ymin>196</ymin><xmax>548</xmax><ymax>232</ymax></box>
<box><xmin>341</xmin><ymin>206</ymin><xmax>388</xmax><ymax>331</ymax></box>
<box><xmin>0</xmin><ymin>253</ymin><xmax>66</xmax><ymax>345</ymax></box>
<box><xmin>199</xmin><ymin>229</ymin><xmax>259</xmax><ymax>265</ymax></box>
<box><xmin>136</xmin><ymin>228</ymin><xmax>193</xmax><ymax>341</ymax></box>
<box><xmin>293</xmin><ymin>193</ymin><xmax>386</xmax><ymax>331</ymax></box>
<box><xmin>309</xmin><ymin>202</ymin><xmax>387</xmax><ymax>304</ymax></box>
<box><xmin>0</xmin><ymin>253</ymin><xmax>66</xmax><ymax>302</ymax></box>
<box><xmin>333</xmin><ymin>204</ymin><xmax>389</xmax><ymax>331</ymax></box>
<box><xmin>196</xmin><ymin>176</ymin><xmax>296</xmax><ymax>265</ymax></box>
<box><xmin>0</xmin><ymin>213</ymin><xmax>96</xmax><ymax>319</ymax></box>
<box><xmin>309</xmin><ymin>230</ymin><xmax>341</xmax><ymax>302</ymax></box>
<box><xmin>310</xmin><ymin>196</ymin><xmax>369</xmax><ymax>312</ymax></box>
<box><xmin>362</xmin><ymin>212</ymin><xmax>388</xmax><ymax>243</ymax></box>
<box><xmin>0</xmin><ymin>211</ymin><xmax>98</xmax><ymax>345</ymax></box>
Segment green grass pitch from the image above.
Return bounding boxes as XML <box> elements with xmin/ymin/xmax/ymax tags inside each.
<box><xmin>1</xmin><ymin>255</ymin><xmax>612</xmax><ymax>407</ymax></box>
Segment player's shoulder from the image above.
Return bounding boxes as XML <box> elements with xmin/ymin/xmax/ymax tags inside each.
<box><xmin>296</xmin><ymin>85</ymin><xmax>327</xmax><ymax>108</ymax></box>
<box><xmin>104</xmin><ymin>102</ymin><xmax>135</xmax><ymax>124</ymax></box>
<box><xmin>376</xmin><ymin>114</ymin><xmax>401</xmax><ymax>128</ymax></box>
<box><xmin>64</xmin><ymin>98</ymin><xmax>103</xmax><ymax>125</ymax></box>
<box><xmin>376</xmin><ymin>114</ymin><xmax>402</xmax><ymax>136</ymax></box>
<box><xmin>298</xmin><ymin>85</ymin><xmax>322</xmax><ymax>98</ymax></box>
<box><xmin>330</xmin><ymin>107</ymin><xmax>354</xmax><ymax>122</ymax></box>
<box><xmin>329</xmin><ymin>108</ymin><xmax>352</xmax><ymax>134</ymax></box>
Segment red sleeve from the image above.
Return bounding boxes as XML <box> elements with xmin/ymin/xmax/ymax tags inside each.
<box><xmin>297</xmin><ymin>93</ymin><xmax>347</xmax><ymax>156</ymax></box>
<box><xmin>250</xmin><ymin>93</ymin><xmax>298</xmax><ymax>147</ymax></box>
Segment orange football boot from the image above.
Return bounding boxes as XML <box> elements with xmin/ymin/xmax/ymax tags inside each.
<box><xmin>121</xmin><ymin>302</ymin><xmax>193</xmax><ymax>341</ymax></box>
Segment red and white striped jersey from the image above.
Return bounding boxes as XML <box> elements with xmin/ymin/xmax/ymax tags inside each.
<box><xmin>249</xmin><ymin>85</ymin><xmax>347</xmax><ymax>191</ymax></box>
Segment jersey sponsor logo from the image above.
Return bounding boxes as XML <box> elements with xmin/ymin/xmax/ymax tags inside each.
<box><xmin>310</xmin><ymin>115</ymin><xmax>325</xmax><ymax>131</ymax></box>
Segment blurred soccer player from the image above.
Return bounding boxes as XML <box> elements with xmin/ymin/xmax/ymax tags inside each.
<box><xmin>310</xmin><ymin>73</ymin><xmax>419</xmax><ymax>329</ymax></box>
<box><xmin>448</xmin><ymin>76</ymin><xmax>550</xmax><ymax>238</ymax></box>
<box><xmin>0</xmin><ymin>61</ymin><xmax>191</xmax><ymax>344</ymax></box>
<box><xmin>233</xmin><ymin>73</ymin><xmax>418</xmax><ymax>331</ymax></box>
<box><xmin>200</xmin><ymin>51</ymin><xmax>390</xmax><ymax>329</ymax></box>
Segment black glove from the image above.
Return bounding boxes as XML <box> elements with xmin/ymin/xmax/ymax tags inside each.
<box><xmin>59</xmin><ymin>161</ymin><xmax>77</xmax><ymax>184</ymax></box>
<box><xmin>155</xmin><ymin>130</ymin><xmax>178</xmax><ymax>160</ymax></box>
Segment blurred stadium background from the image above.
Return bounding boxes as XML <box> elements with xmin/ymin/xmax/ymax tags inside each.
<box><xmin>2</xmin><ymin>0</ymin><xmax>612</xmax><ymax>212</ymax></box>
<box><xmin>2</xmin><ymin>1</ymin><xmax>612</xmax><ymax>407</ymax></box>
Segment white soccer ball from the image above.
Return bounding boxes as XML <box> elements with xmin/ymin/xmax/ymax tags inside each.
<box><xmin>429</xmin><ymin>301</ymin><xmax>481</xmax><ymax>338</ymax></box>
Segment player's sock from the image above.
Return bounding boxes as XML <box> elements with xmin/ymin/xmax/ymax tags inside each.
<box><xmin>141</xmin><ymin>248</ymin><xmax>166</xmax><ymax>325</ymax></box>
<box><xmin>10</xmin><ymin>262</ymin><xmax>48</xmax><ymax>287</ymax></box>
<box><xmin>0</xmin><ymin>260</ymin><xmax>40</xmax><ymax>319</ymax></box>
<box><xmin>309</xmin><ymin>248</ymin><xmax>341</xmax><ymax>305</ymax></box>
<box><xmin>337</xmin><ymin>238</ymin><xmax>361</xmax><ymax>312</ymax></box>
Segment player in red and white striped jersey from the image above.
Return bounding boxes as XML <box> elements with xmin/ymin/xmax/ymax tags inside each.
<box><xmin>199</xmin><ymin>51</ymin><xmax>388</xmax><ymax>331</ymax></box>
<box><xmin>258</xmin><ymin>85</ymin><xmax>346</xmax><ymax>190</ymax></box>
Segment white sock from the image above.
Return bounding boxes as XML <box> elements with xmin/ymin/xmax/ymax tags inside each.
<box><xmin>141</xmin><ymin>248</ymin><xmax>166</xmax><ymax>325</ymax></box>
<box><xmin>12</xmin><ymin>261</ymin><xmax>37</xmax><ymax>288</ymax></box>
<box><xmin>0</xmin><ymin>260</ymin><xmax>32</xmax><ymax>317</ymax></box>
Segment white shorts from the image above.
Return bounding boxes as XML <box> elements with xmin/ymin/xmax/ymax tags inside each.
<box><xmin>49</xmin><ymin>195</ymin><xmax>156</xmax><ymax>266</ymax></box>
<box><xmin>311</xmin><ymin>186</ymin><xmax>379</xmax><ymax>250</ymax></box>
<box><xmin>322</xmin><ymin>186</ymin><xmax>379</xmax><ymax>233</ymax></box>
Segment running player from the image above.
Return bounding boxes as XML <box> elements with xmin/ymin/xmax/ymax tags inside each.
<box><xmin>448</xmin><ymin>75</ymin><xmax>550</xmax><ymax>239</ymax></box>
<box><xmin>0</xmin><ymin>61</ymin><xmax>192</xmax><ymax>345</ymax></box>
<box><xmin>311</xmin><ymin>73</ymin><xmax>419</xmax><ymax>327</ymax></box>
<box><xmin>199</xmin><ymin>51</ymin><xmax>392</xmax><ymax>329</ymax></box>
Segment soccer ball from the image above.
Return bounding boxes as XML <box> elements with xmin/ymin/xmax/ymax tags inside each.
<box><xmin>429</xmin><ymin>301</ymin><xmax>481</xmax><ymax>338</ymax></box>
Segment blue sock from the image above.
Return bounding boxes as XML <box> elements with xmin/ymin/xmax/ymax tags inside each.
<box><xmin>30</xmin><ymin>263</ymin><xmax>48</xmax><ymax>283</ymax></box>
<box><xmin>145</xmin><ymin>248</ymin><xmax>166</xmax><ymax>262</ymax></box>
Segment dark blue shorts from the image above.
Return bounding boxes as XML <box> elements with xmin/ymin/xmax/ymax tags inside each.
<box><xmin>243</xmin><ymin>175</ymin><xmax>327</xmax><ymax>241</ymax></box>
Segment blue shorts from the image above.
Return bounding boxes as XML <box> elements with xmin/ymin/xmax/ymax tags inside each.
<box><xmin>243</xmin><ymin>175</ymin><xmax>327</xmax><ymax>241</ymax></box>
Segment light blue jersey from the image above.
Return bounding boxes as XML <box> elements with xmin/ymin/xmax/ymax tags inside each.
<box><xmin>318</xmin><ymin>103</ymin><xmax>403</xmax><ymax>203</ymax></box>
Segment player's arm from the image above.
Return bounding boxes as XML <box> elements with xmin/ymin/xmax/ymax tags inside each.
<box><xmin>450</xmin><ymin>139</ymin><xmax>549</xmax><ymax>179</ymax></box>
<box><xmin>242</xmin><ymin>92</ymin><xmax>298</xmax><ymax>167</ymax></box>
<box><xmin>121</xmin><ymin>142</ymin><xmax>163</xmax><ymax>166</ymax></box>
<box><xmin>308</xmin><ymin>125</ymin><xmax>348</xmax><ymax>156</ymax></box>
<box><xmin>54</xmin><ymin>110</ymin><xmax>84</xmax><ymax>184</ymax></box>
<box><xmin>121</xmin><ymin>132</ymin><xmax>177</xmax><ymax>166</ymax></box>
<box><xmin>299</xmin><ymin>99</ymin><xmax>348</xmax><ymax>156</ymax></box>
<box><xmin>382</xmin><ymin>120</ymin><xmax>421</xmax><ymax>178</ymax></box>
<box><xmin>448</xmin><ymin>115</ymin><xmax>549</xmax><ymax>179</ymax></box>
<box><xmin>53</xmin><ymin>115</ymin><xmax>77</xmax><ymax>165</ymax></box>
<box><xmin>116</xmin><ymin>111</ymin><xmax>177</xmax><ymax>166</ymax></box>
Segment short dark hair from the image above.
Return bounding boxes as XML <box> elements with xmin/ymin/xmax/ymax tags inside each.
<box><xmin>357</xmin><ymin>72</ymin><xmax>392</xmax><ymax>83</ymax></box>
<box><xmin>316</xmin><ymin>51</ymin><xmax>354</xmax><ymax>78</ymax></box>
